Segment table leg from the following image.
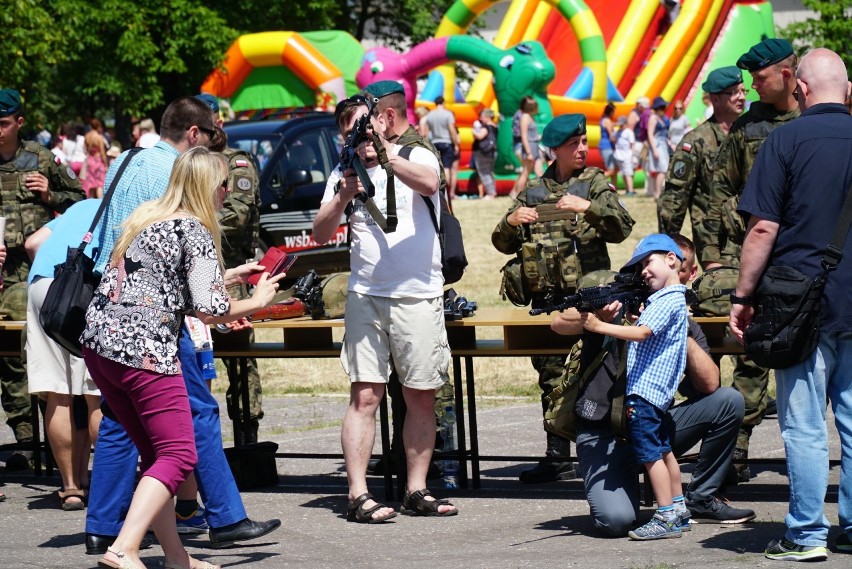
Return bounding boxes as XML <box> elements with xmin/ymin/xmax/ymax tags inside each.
<box><xmin>464</xmin><ymin>356</ymin><xmax>480</xmax><ymax>489</ymax></box>
<box><xmin>452</xmin><ymin>356</ymin><xmax>468</xmax><ymax>489</ymax></box>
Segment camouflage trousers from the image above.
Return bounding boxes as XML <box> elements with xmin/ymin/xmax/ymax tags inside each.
<box><xmin>531</xmin><ymin>355</ymin><xmax>573</xmax><ymax>455</ymax></box>
<box><xmin>0</xmin><ymin>273</ymin><xmax>32</xmax><ymax>442</ymax></box>
<box><xmin>215</xmin><ymin>284</ymin><xmax>263</xmax><ymax>423</ymax></box>
<box><xmin>731</xmin><ymin>355</ymin><xmax>770</xmax><ymax>452</ymax></box>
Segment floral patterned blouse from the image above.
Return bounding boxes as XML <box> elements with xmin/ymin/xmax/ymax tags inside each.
<box><xmin>82</xmin><ymin>217</ymin><xmax>230</xmax><ymax>375</ymax></box>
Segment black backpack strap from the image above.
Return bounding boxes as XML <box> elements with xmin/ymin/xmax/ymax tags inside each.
<box><xmin>80</xmin><ymin>147</ymin><xmax>143</xmax><ymax>253</ymax></box>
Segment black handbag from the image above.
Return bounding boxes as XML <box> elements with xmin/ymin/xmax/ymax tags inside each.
<box><xmin>39</xmin><ymin>148</ymin><xmax>141</xmax><ymax>357</ymax></box>
<box><xmin>744</xmin><ymin>182</ymin><xmax>852</xmax><ymax>369</ymax></box>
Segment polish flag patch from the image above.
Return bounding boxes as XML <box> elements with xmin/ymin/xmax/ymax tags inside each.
<box><xmin>681</xmin><ymin>142</ymin><xmax>692</xmax><ymax>152</ymax></box>
<box><xmin>54</xmin><ymin>156</ymin><xmax>62</xmax><ymax>165</ymax></box>
<box><xmin>235</xmin><ymin>159</ymin><xmax>249</xmax><ymax>167</ymax></box>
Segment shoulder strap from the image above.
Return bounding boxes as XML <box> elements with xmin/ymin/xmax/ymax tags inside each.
<box><xmin>399</xmin><ymin>144</ymin><xmax>442</xmax><ymax>236</ymax></box>
<box><xmin>78</xmin><ymin>147</ymin><xmax>142</xmax><ymax>252</ymax></box>
<box><xmin>821</xmin><ymin>180</ymin><xmax>852</xmax><ymax>274</ymax></box>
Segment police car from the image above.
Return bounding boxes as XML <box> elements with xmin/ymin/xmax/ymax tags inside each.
<box><xmin>224</xmin><ymin>113</ymin><xmax>349</xmax><ymax>280</ymax></box>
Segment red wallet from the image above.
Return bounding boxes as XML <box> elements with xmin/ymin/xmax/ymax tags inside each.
<box><xmin>247</xmin><ymin>247</ymin><xmax>297</xmax><ymax>285</ymax></box>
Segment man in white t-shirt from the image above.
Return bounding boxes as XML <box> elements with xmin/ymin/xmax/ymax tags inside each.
<box><xmin>313</xmin><ymin>81</ymin><xmax>459</xmax><ymax>523</ymax></box>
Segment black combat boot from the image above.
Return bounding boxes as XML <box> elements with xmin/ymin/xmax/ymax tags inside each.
<box><xmin>733</xmin><ymin>448</ymin><xmax>751</xmax><ymax>483</ymax></box>
<box><xmin>519</xmin><ymin>433</ymin><xmax>577</xmax><ymax>483</ymax></box>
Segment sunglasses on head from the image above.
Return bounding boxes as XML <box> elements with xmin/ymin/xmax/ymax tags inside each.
<box><xmin>334</xmin><ymin>94</ymin><xmax>369</xmax><ymax>115</ymax></box>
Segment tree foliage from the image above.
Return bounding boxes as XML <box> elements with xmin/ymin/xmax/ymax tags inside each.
<box><xmin>1</xmin><ymin>0</ymin><xmax>466</xmax><ymax>136</ymax></box>
<box><xmin>779</xmin><ymin>0</ymin><xmax>852</xmax><ymax>75</ymax></box>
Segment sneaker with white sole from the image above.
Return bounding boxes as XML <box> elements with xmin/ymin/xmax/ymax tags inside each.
<box><xmin>176</xmin><ymin>508</ymin><xmax>209</xmax><ymax>534</ymax></box>
<box><xmin>628</xmin><ymin>513</ymin><xmax>682</xmax><ymax>541</ymax></box>
<box><xmin>765</xmin><ymin>538</ymin><xmax>828</xmax><ymax>561</ymax></box>
<box><xmin>686</xmin><ymin>496</ymin><xmax>756</xmax><ymax>524</ymax></box>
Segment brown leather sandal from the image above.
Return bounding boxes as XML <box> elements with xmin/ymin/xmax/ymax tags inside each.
<box><xmin>400</xmin><ymin>489</ymin><xmax>458</xmax><ymax>517</ymax></box>
<box><xmin>346</xmin><ymin>492</ymin><xmax>398</xmax><ymax>524</ymax></box>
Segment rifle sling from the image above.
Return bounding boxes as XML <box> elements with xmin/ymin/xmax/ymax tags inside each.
<box><xmin>355</xmin><ymin>133</ymin><xmax>397</xmax><ymax>234</ymax></box>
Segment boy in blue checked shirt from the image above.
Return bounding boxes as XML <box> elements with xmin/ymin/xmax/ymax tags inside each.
<box><xmin>580</xmin><ymin>234</ymin><xmax>689</xmax><ymax>540</ymax></box>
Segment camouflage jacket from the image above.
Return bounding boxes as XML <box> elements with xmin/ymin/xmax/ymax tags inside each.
<box><xmin>657</xmin><ymin>117</ymin><xmax>727</xmax><ymax>261</ymax></box>
<box><xmin>1</xmin><ymin>139</ymin><xmax>85</xmax><ymax>285</ymax></box>
<box><xmin>703</xmin><ymin>102</ymin><xmax>799</xmax><ymax>266</ymax></box>
<box><xmin>492</xmin><ymin>162</ymin><xmax>634</xmax><ymax>296</ymax></box>
<box><xmin>218</xmin><ymin>147</ymin><xmax>260</xmax><ymax>268</ymax></box>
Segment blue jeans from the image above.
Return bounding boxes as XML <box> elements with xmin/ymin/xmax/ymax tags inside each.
<box><xmin>576</xmin><ymin>387</ymin><xmax>743</xmax><ymax>536</ymax></box>
<box><xmin>86</xmin><ymin>328</ymin><xmax>247</xmax><ymax>535</ymax></box>
<box><xmin>775</xmin><ymin>331</ymin><xmax>852</xmax><ymax>547</ymax></box>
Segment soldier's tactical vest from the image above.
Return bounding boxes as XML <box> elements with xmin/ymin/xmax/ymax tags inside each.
<box><xmin>521</xmin><ymin>173</ymin><xmax>594</xmax><ymax>294</ymax></box>
<box><xmin>0</xmin><ymin>142</ymin><xmax>53</xmax><ymax>248</ymax></box>
<box><xmin>722</xmin><ymin>119</ymin><xmax>788</xmax><ymax>248</ymax></box>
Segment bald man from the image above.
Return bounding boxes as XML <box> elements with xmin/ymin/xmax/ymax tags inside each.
<box><xmin>731</xmin><ymin>48</ymin><xmax>852</xmax><ymax>562</ymax></box>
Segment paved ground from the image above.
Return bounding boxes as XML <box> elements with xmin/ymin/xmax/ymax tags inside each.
<box><xmin>0</xmin><ymin>395</ymin><xmax>847</xmax><ymax>569</ymax></box>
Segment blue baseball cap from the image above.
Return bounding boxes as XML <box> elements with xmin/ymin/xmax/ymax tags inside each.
<box><xmin>195</xmin><ymin>93</ymin><xmax>220</xmax><ymax>114</ymax></box>
<box><xmin>621</xmin><ymin>234</ymin><xmax>684</xmax><ymax>272</ymax></box>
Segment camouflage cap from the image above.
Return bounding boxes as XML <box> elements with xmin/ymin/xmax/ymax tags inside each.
<box><xmin>362</xmin><ymin>80</ymin><xmax>404</xmax><ymax>99</ymax></box>
<box><xmin>737</xmin><ymin>38</ymin><xmax>794</xmax><ymax>72</ymax></box>
<box><xmin>0</xmin><ymin>282</ymin><xmax>27</xmax><ymax>321</ymax></box>
<box><xmin>701</xmin><ymin>66</ymin><xmax>743</xmax><ymax>94</ymax></box>
<box><xmin>578</xmin><ymin>270</ymin><xmax>618</xmax><ymax>289</ymax></box>
<box><xmin>541</xmin><ymin>113</ymin><xmax>586</xmax><ymax>148</ymax></box>
<box><xmin>0</xmin><ymin>89</ymin><xmax>22</xmax><ymax>117</ymax></box>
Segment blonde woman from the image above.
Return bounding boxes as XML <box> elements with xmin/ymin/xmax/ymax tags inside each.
<box><xmin>81</xmin><ymin>147</ymin><xmax>284</xmax><ymax>569</ymax></box>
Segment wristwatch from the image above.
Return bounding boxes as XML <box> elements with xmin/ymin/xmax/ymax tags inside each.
<box><xmin>729</xmin><ymin>294</ymin><xmax>753</xmax><ymax>306</ymax></box>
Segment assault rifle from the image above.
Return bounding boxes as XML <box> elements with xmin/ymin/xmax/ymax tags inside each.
<box><xmin>338</xmin><ymin>95</ymin><xmax>379</xmax><ymax>202</ymax></box>
<box><xmin>529</xmin><ymin>271</ymin><xmax>650</xmax><ymax>316</ymax></box>
<box><xmin>336</xmin><ymin>94</ymin><xmax>397</xmax><ymax>232</ymax></box>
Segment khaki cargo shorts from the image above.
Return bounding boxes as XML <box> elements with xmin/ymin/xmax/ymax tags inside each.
<box><xmin>341</xmin><ymin>292</ymin><xmax>450</xmax><ymax>390</ymax></box>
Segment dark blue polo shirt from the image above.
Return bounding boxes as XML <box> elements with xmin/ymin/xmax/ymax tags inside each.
<box><xmin>738</xmin><ymin>103</ymin><xmax>852</xmax><ymax>332</ymax></box>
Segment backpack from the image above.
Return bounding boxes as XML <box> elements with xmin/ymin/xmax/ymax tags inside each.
<box><xmin>691</xmin><ymin>266</ymin><xmax>739</xmax><ymax>316</ymax></box>
<box><xmin>511</xmin><ymin>111</ymin><xmax>522</xmax><ymax>139</ymax></box>
<box><xmin>478</xmin><ymin>125</ymin><xmax>497</xmax><ymax>154</ymax></box>
<box><xmin>398</xmin><ymin>146</ymin><xmax>468</xmax><ymax>284</ymax></box>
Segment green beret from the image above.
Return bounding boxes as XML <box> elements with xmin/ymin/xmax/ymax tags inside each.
<box><xmin>362</xmin><ymin>80</ymin><xmax>404</xmax><ymax>99</ymax></box>
<box><xmin>0</xmin><ymin>89</ymin><xmax>22</xmax><ymax>117</ymax></box>
<box><xmin>541</xmin><ymin>113</ymin><xmax>586</xmax><ymax>148</ymax></box>
<box><xmin>737</xmin><ymin>38</ymin><xmax>794</xmax><ymax>72</ymax></box>
<box><xmin>701</xmin><ymin>66</ymin><xmax>743</xmax><ymax>93</ymax></box>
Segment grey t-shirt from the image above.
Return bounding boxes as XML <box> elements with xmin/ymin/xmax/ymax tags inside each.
<box><xmin>425</xmin><ymin>107</ymin><xmax>455</xmax><ymax>145</ymax></box>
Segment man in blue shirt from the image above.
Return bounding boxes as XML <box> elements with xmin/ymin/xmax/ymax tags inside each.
<box><xmin>731</xmin><ymin>48</ymin><xmax>852</xmax><ymax>562</ymax></box>
<box><xmin>85</xmin><ymin>97</ymin><xmax>281</xmax><ymax>555</ymax></box>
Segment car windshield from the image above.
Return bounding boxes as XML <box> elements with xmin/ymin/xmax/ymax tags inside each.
<box><xmin>227</xmin><ymin>135</ymin><xmax>277</xmax><ymax>172</ymax></box>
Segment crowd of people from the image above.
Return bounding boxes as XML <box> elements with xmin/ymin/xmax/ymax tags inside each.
<box><xmin>0</xmin><ymin>35</ymin><xmax>850</xmax><ymax>566</ymax></box>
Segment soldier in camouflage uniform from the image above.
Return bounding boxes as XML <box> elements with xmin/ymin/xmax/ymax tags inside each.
<box><xmin>197</xmin><ymin>94</ymin><xmax>264</xmax><ymax>445</ymax></box>
<box><xmin>0</xmin><ymin>88</ymin><xmax>85</xmax><ymax>468</ymax></box>
<box><xmin>492</xmin><ymin>114</ymin><xmax>634</xmax><ymax>483</ymax></box>
<box><xmin>658</xmin><ymin>66</ymin><xmax>746</xmax><ymax>259</ymax></box>
<box><xmin>702</xmin><ymin>39</ymin><xmax>800</xmax><ymax>480</ymax></box>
